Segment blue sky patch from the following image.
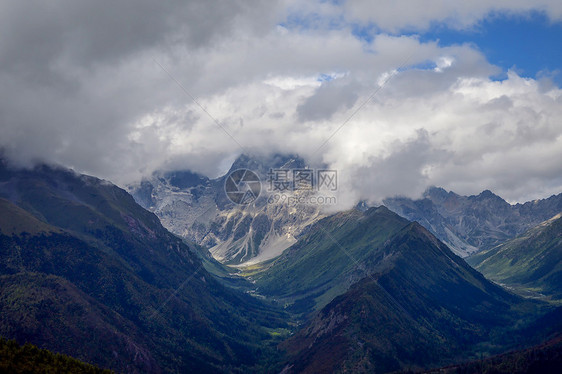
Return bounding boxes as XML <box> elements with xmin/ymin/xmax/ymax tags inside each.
<box><xmin>418</xmin><ymin>11</ymin><xmax>562</xmax><ymax>85</ymax></box>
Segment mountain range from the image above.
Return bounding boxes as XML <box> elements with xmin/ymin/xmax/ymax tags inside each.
<box><xmin>131</xmin><ymin>154</ymin><xmax>562</xmax><ymax>264</ymax></box>
<box><xmin>0</xmin><ymin>156</ymin><xmax>560</xmax><ymax>373</ymax></box>
<box><xmin>253</xmin><ymin>207</ymin><xmax>541</xmax><ymax>372</ymax></box>
<box><xmin>128</xmin><ymin>154</ymin><xmax>325</xmax><ymax>265</ymax></box>
<box><xmin>0</xmin><ymin>161</ymin><xmax>287</xmax><ymax>373</ymax></box>
<box><xmin>384</xmin><ymin>186</ymin><xmax>562</xmax><ymax>257</ymax></box>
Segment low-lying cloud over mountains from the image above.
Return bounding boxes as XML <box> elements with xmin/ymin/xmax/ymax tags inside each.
<box><xmin>1</xmin><ymin>0</ymin><xmax>562</xmax><ymax>208</ymax></box>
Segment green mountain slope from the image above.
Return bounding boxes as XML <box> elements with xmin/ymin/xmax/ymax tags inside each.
<box><xmin>467</xmin><ymin>214</ymin><xmax>562</xmax><ymax>302</ymax></box>
<box><xmin>268</xmin><ymin>210</ymin><xmax>542</xmax><ymax>373</ymax></box>
<box><xmin>0</xmin><ymin>163</ymin><xmax>287</xmax><ymax>373</ymax></box>
<box><xmin>0</xmin><ymin>273</ymin><xmax>150</xmax><ymax>372</ymax></box>
<box><xmin>253</xmin><ymin>207</ymin><xmax>410</xmax><ymax>315</ymax></box>
<box><xmin>0</xmin><ymin>336</ymin><xmax>112</xmax><ymax>373</ymax></box>
<box><xmin>0</xmin><ymin>198</ymin><xmax>59</xmax><ymax>236</ymax></box>
<box><xmin>1</xmin><ymin>161</ymin><xmax>556</xmax><ymax>372</ymax></box>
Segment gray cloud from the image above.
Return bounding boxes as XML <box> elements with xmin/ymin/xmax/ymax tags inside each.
<box><xmin>0</xmin><ymin>0</ymin><xmax>280</xmax><ymax>178</ymax></box>
<box><xmin>0</xmin><ymin>0</ymin><xmax>561</xmax><ymax>206</ymax></box>
<box><xmin>343</xmin><ymin>0</ymin><xmax>562</xmax><ymax>32</ymax></box>
<box><xmin>297</xmin><ymin>79</ymin><xmax>359</xmax><ymax>122</ymax></box>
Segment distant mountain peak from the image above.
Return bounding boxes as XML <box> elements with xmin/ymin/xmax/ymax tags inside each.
<box><xmin>423</xmin><ymin>186</ymin><xmax>460</xmax><ymax>202</ymax></box>
<box><xmin>424</xmin><ymin>185</ymin><xmax>448</xmax><ymax>196</ymax></box>
<box><xmin>128</xmin><ymin>152</ymin><xmax>323</xmax><ymax>265</ymax></box>
<box><xmin>385</xmin><ymin>187</ymin><xmax>562</xmax><ymax>257</ymax></box>
<box><xmin>477</xmin><ymin>189</ymin><xmax>503</xmax><ymax>200</ymax></box>
<box><xmin>228</xmin><ymin>153</ymin><xmax>306</xmax><ymax>176</ymax></box>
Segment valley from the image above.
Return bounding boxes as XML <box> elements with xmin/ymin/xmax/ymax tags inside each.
<box><xmin>0</xmin><ymin>157</ymin><xmax>560</xmax><ymax>373</ymax></box>
<box><xmin>3</xmin><ymin>2</ymin><xmax>562</xmax><ymax>372</ymax></box>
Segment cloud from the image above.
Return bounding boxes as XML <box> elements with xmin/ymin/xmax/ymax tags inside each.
<box><xmin>297</xmin><ymin>77</ymin><xmax>359</xmax><ymax>122</ymax></box>
<box><xmin>343</xmin><ymin>0</ymin><xmax>562</xmax><ymax>32</ymax></box>
<box><xmin>0</xmin><ymin>0</ymin><xmax>282</xmax><ymax>178</ymax></box>
<box><xmin>323</xmin><ymin>70</ymin><xmax>562</xmax><ymax>205</ymax></box>
<box><xmin>0</xmin><ymin>0</ymin><xmax>561</xmax><ymax>206</ymax></box>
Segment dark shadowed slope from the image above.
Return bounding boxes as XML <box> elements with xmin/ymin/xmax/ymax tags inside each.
<box><xmin>422</xmin><ymin>332</ymin><xmax>562</xmax><ymax>374</ymax></box>
<box><xmin>0</xmin><ymin>162</ymin><xmax>287</xmax><ymax>373</ymax></box>
<box><xmin>0</xmin><ymin>337</ymin><xmax>112</xmax><ymax>373</ymax></box>
<box><xmin>269</xmin><ymin>209</ymin><xmax>543</xmax><ymax>373</ymax></box>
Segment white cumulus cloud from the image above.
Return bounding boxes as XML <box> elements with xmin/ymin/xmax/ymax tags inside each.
<box><xmin>0</xmin><ymin>0</ymin><xmax>561</xmax><ymax>206</ymax></box>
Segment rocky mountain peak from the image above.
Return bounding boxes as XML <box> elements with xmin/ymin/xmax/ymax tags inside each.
<box><xmin>128</xmin><ymin>153</ymin><xmax>324</xmax><ymax>265</ymax></box>
<box><xmin>385</xmin><ymin>187</ymin><xmax>562</xmax><ymax>257</ymax></box>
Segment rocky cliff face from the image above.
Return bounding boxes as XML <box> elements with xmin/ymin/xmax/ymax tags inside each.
<box><xmin>128</xmin><ymin>154</ymin><xmax>325</xmax><ymax>265</ymax></box>
<box><xmin>131</xmin><ymin>155</ymin><xmax>562</xmax><ymax>263</ymax></box>
<box><xmin>384</xmin><ymin>187</ymin><xmax>562</xmax><ymax>257</ymax></box>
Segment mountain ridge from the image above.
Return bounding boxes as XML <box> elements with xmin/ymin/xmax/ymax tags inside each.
<box><xmin>0</xmin><ymin>162</ymin><xmax>288</xmax><ymax>373</ymax></box>
<box><xmin>277</xmin><ymin>208</ymin><xmax>540</xmax><ymax>373</ymax></box>
<box><xmin>467</xmin><ymin>213</ymin><xmax>562</xmax><ymax>302</ymax></box>
<box><xmin>128</xmin><ymin>154</ymin><xmax>326</xmax><ymax>265</ymax></box>
<box><xmin>2</xmin><ymin>159</ymin><xmax>558</xmax><ymax>372</ymax></box>
<box><xmin>384</xmin><ymin>186</ymin><xmax>562</xmax><ymax>257</ymax></box>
